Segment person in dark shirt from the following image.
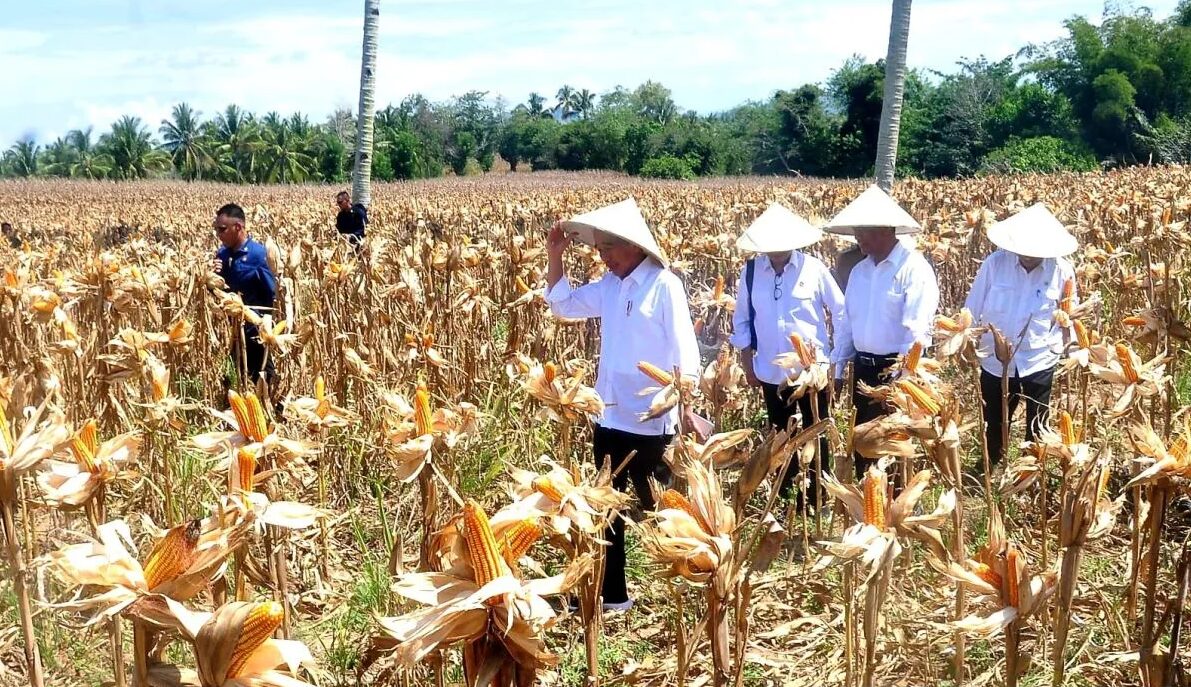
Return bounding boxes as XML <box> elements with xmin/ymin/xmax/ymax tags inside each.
<box><xmin>335</xmin><ymin>191</ymin><xmax>367</xmax><ymax>245</ymax></box>
<box><xmin>211</xmin><ymin>203</ymin><xmax>278</xmax><ymax>391</ymax></box>
<box><xmin>1</xmin><ymin>222</ymin><xmax>20</xmax><ymax>249</ymax></box>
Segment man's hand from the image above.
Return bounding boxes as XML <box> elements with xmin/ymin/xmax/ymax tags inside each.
<box><xmin>547</xmin><ymin>221</ymin><xmax>572</xmax><ymax>258</ymax></box>
<box><xmin>209</xmin><ymin>258</ymin><xmax>223</xmax><ymax>275</ymax></box>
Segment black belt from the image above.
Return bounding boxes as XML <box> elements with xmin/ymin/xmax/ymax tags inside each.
<box><xmin>855</xmin><ymin>352</ymin><xmax>898</xmax><ymax>368</ymax></box>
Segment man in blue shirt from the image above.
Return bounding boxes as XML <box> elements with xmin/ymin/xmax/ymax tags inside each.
<box><xmin>212</xmin><ymin>203</ymin><xmax>277</xmax><ymax>390</ymax></box>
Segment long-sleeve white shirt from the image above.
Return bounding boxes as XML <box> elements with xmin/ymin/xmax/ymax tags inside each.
<box><xmin>964</xmin><ymin>249</ymin><xmax>1076</xmax><ymax>378</ymax></box>
<box><xmin>729</xmin><ymin>252</ymin><xmax>846</xmax><ymax>385</ymax></box>
<box><xmin>831</xmin><ymin>240</ymin><xmax>939</xmax><ymax>378</ymax></box>
<box><xmin>546</xmin><ymin>258</ymin><xmax>701</xmax><ymax>435</ymax></box>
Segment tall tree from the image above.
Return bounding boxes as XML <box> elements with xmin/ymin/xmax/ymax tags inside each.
<box><xmin>874</xmin><ymin>0</ymin><xmax>913</xmax><ymax>192</ymax></box>
<box><xmin>100</xmin><ymin>116</ymin><xmax>168</xmax><ymax>180</ymax></box>
<box><xmin>5</xmin><ymin>139</ymin><xmax>39</xmax><ymax>177</ymax></box>
<box><xmin>575</xmin><ymin>89</ymin><xmax>596</xmax><ymax>118</ymax></box>
<box><xmin>556</xmin><ymin>85</ymin><xmax>576</xmax><ymax>113</ymax></box>
<box><xmin>160</xmin><ymin>103</ymin><xmax>212</xmax><ymax>181</ymax></box>
<box><xmin>352</xmin><ymin>0</ymin><xmax>380</xmax><ymax>209</ymax></box>
<box><xmin>66</xmin><ymin>128</ymin><xmax>112</xmax><ymax>179</ymax></box>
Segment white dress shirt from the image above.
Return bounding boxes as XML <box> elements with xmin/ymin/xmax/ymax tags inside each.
<box><xmin>546</xmin><ymin>258</ymin><xmax>701</xmax><ymax>435</ymax></box>
<box><xmin>831</xmin><ymin>240</ymin><xmax>940</xmax><ymax>378</ymax></box>
<box><xmin>964</xmin><ymin>249</ymin><xmax>1076</xmax><ymax>378</ymax></box>
<box><xmin>729</xmin><ymin>252</ymin><xmax>846</xmax><ymax>385</ymax></box>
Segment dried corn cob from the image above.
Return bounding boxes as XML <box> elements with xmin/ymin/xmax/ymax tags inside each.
<box><xmin>543</xmin><ymin>362</ymin><xmax>557</xmax><ymax>384</ymax></box>
<box><xmin>462</xmin><ymin>500</ymin><xmax>509</xmax><ymax>586</ymax></box>
<box><xmin>898</xmin><ymin>379</ymin><xmax>941</xmax><ymax>415</ymax></box>
<box><xmin>70</xmin><ymin>419</ymin><xmax>98</xmax><ymax>472</ymax></box>
<box><xmin>935</xmin><ymin>315</ymin><xmax>962</xmax><ymax>332</ymax></box>
<box><xmin>1059</xmin><ymin>411</ymin><xmax>1078</xmax><ymax>445</ymax></box>
<box><xmin>225</xmin><ymin>602</ymin><xmax>285</xmax><ymax>678</ymax></box>
<box><xmin>789</xmin><ymin>333</ymin><xmax>814</xmax><ymax>368</ymax></box>
<box><xmin>904</xmin><ymin>341</ymin><xmax>923</xmax><ymax>373</ymax></box>
<box><xmin>1005</xmin><ymin>548</ymin><xmax>1021</xmax><ymax>607</ymax></box>
<box><xmin>532</xmin><ymin>476</ymin><xmax>564</xmax><ymax>502</ymax></box>
<box><xmin>142</xmin><ymin>519</ymin><xmax>202</xmax><ymax>590</ymax></box>
<box><xmin>970</xmin><ymin>561</ymin><xmax>1004</xmax><ymax>591</ymax></box>
<box><xmin>1122</xmin><ymin>315</ymin><xmax>1148</xmax><ymax>327</ymax></box>
<box><xmin>1074</xmin><ymin>320</ymin><xmax>1090</xmax><ymax>349</ymax></box>
<box><xmin>1060</xmin><ymin>278</ymin><xmax>1075</xmax><ymax>314</ymax></box>
<box><xmin>414</xmin><ymin>383</ymin><xmax>433</xmax><ymax>437</ymax></box>
<box><xmin>233</xmin><ymin>448</ymin><xmax>257</xmax><ymax>493</ymax></box>
<box><xmin>863</xmin><ymin>474</ymin><xmax>887</xmax><ymax>530</ymax></box>
<box><xmin>499</xmin><ymin>519</ymin><xmax>542</xmax><ymax>566</ymax></box>
<box><xmin>1115</xmin><ymin>343</ymin><xmax>1139</xmax><ymax>383</ymax></box>
<box><xmin>712</xmin><ymin>274</ymin><xmax>724</xmax><ymax>300</ymax></box>
<box><xmin>637</xmin><ymin>361</ymin><xmax>674</xmax><ymax>386</ymax></box>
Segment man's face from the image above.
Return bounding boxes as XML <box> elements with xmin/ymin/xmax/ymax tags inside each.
<box><xmin>1017</xmin><ymin>254</ymin><xmax>1043</xmax><ymax>272</ymax></box>
<box><xmin>854</xmin><ymin>228</ymin><xmax>897</xmax><ymax>259</ymax></box>
<box><xmin>337</xmin><ymin>195</ymin><xmax>351</xmax><ymax>211</ymax></box>
<box><xmin>214</xmin><ymin>213</ymin><xmax>246</xmax><ymax>250</ymax></box>
<box><xmin>594</xmin><ymin>231</ymin><xmax>646</xmax><ymax>278</ymax></box>
<box><xmin>0</xmin><ymin>223</ymin><xmax>11</xmax><ymax>236</ymax></box>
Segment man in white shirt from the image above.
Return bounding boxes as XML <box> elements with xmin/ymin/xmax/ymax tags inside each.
<box><xmin>825</xmin><ymin>186</ymin><xmax>940</xmax><ymax>479</ymax></box>
<box><xmin>964</xmin><ymin>204</ymin><xmax>1078</xmax><ymax>467</ymax></box>
<box><xmin>546</xmin><ymin>198</ymin><xmax>700</xmax><ymax>613</ymax></box>
<box><xmin>730</xmin><ymin>203</ymin><xmax>844</xmax><ymax>508</ymax></box>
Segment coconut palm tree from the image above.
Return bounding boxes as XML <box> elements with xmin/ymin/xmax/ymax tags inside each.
<box><xmin>66</xmin><ymin>128</ymin><xmax>112</xmax><ymax>180</ymax></box>
<box><xmin>100</xmin><ymin>116</ymin><xmax>169</xmax><ymax>180</ymax></box>
<box><xmin>160</xmin><ymin>103</ymin><xmax>213</xmax><ymax>181</ymax></box>
<box><xmin>352</xmin><ymin>0</ymin><xmax>380</xmax><ymax>209</ymax></box>
<box><xmin>212</xmin><ymin>105</ymin><xmax>262</xmax><ymax>183</ymax></box>
<box><xmin>261</xmin><ymin>120</ymin><xmax>316</xmax><ymax>183</ymax></box>
<box><xmin>575</xmin><ymin>89</ymin><xmax>596</xmax><ymax>119</ymax></box>
<box><xmin>874</xmin><ymin>0</ymin><xmax>913</xmax><ymax>192</ymax></box>
<box><xmin>6</xmin><ymin>139</ymin><xmax>39</xmax><ymax>177</ymax></box>
<box><xmin>41</xmin><ymin>137</ymin><xmax>74</xmax><ymax>177</ymax></box>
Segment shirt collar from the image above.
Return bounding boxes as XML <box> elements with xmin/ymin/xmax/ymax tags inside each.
<box><xmin>759</xmin><ymin>252</ymin><xmax>801</xmax><ymax>275</ymax></box>
<box><xmin>868</xmin><ymin>239</ymin><xmax>909</xmax><ymax>269</ymax></box>
<box><xmin>622</xmin><ymin>257</ymin><xmax>660</xmax><ymax>286</ymax></box>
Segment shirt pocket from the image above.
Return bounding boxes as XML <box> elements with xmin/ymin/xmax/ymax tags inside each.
<box><xmin>784</xmin><ymin>281</ymin><xmax>819</xmax><ymax>324</ymax></box>
<box><xmin>984</xmin><ymin>282</ymin><xmax>1017</xmax><ymax>319</ymax></box>
<box><xmin>1025</xmin><ymin>285</ymin><xmax>1062</xmax><ymax>348</ymax></box>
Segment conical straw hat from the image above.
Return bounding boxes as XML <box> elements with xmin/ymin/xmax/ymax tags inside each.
<box><xmin>561</xmin><ymin>198</ymin><xmax>668</xmax><ymax>266</ymax></box>
<box><xmin>986</xmin><ymin>203</ymin><xmax>1077</xmax><ymax>259</ymax></box>
<box><xmin>736</xmin><ymin>203</ymin><xmax>823</xmax><ymax>253</ymax></box>
<box><xmin>823</xmin><ymin>185</ymin><xmax>922</xmax><ymax>236</ymax></box>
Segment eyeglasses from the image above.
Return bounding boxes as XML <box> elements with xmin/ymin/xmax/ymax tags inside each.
<box><xmin>213</xmin><ymin>221</ymin><xmax>239</xmax><ymax>235</ymax></box>
<box><xmin>773</xmin><ymin>272</ymin><xmax>783</xmax><ymax>301</ymax></box>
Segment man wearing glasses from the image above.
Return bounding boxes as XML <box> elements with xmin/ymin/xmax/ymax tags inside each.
<box><xmin>730</xmin><ymin>203</ymin><xmax>844</xmax><ymax>509</ymax></box>
<box><xmin>211</xmin><ymin>203</ymin><xmax>278</xmax><ymax>391</ymax></box>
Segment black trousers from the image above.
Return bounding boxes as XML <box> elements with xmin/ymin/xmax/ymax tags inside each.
<box><xmin>980</xmin><ymin>366</ymin><xmax>1055</xmax><ymax>465</ymax></box>
<box><xmin>851</xmin><ymin>352</ymin><xmax>899</xmax><ymax>480</ymax></box>
<box><xmin>593</xmin><ymin>425</ymin><xmax>673</xmax><ymax>605</ymax></box>
<box><xmin>227</xmin><ymin>326</ymin><xmax>277</xmax><ymax>389</ymax></box>
<box><xmin>760</xmin><ymin>382</ymin><xmax>830</xmax><ymax>509</ymax></box>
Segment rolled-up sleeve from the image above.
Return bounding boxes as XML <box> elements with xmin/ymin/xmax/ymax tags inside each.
<box><xmin>546</xmin><ymin>278</ymin><xmax>602</xmax><ymax>319</ymax></box>
<box><xmin>728</xmin><ymin>267</ymin><xmax>752</xmax><ymax>350</ymax></box>
<box><xmin>901</xmin><ymin>258</ymin><xmax>940</xmax><ymax>352</ymax></box>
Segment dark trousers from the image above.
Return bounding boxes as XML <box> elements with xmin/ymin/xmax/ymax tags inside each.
<box><xmin>226</xmin><ymin>326</ymin><xmax>277</xmax><ymax>391</ymax></box>
<box><xmin>760</xmin><ymin>382</ymin><xmax>830</xmax><ymax>510</ymax></box>
<box><xmin>593</xmin><ymin>425</ymin><xmax>673</xmax><ymax>605</ymax></box>
<box><xmin>851</xmin><ymin>352</ymin><xmax>899</xmax><ymax>480</ymax></box>
<box><xmin>980</xmin><ymin>366</ymin><xmax>1055</xmax><ymax>465</ymax></box>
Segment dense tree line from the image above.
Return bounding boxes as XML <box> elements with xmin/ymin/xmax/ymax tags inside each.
<box><xmin>5</xmin><ymin>3</ymin><xmax>1191</xmax><ymax>183</ymax></box>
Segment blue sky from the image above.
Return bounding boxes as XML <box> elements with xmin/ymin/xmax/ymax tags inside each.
<box><xmin>1</xmin><ymin>0</ymin><xmax>1181</xmax><ymax>145</ymax></box>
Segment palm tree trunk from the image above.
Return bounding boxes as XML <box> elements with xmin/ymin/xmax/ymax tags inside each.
<box><xmin>352</xmin><ymin>0</ymin><xmax>380</xmax><ymax>208</ymax></box>
<box><xmin>874</xmin><ymin>0</ymin><xmax>913</xmax><ymax>193</ymax></box>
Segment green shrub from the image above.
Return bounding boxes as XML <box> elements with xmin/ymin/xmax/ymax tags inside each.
<box><xmin>981</xmin><ymin>136</ymin><xmax>1098</xmax><ymax>175</ymax></box>
<box><xmin>639</xmin><ymin>154</ymin><xmax>696</xmax><ymax>180</ymax></box>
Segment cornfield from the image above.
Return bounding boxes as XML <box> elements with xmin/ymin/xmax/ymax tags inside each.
<box><xmin>2</xmin><ymin>167</ymin><xmax>1191</xmax><ymax>687</ymax></box>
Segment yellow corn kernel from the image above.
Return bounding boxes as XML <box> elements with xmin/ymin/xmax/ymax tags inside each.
<box><xmin>499</xmin><ymin>519</ymin><xmax>542</xmax><ymax>566</ymax></box>
<box><xmin>245</xmin><ymin>393</ymin><xmax>269</xmax><ymax>443</ymax></box>
<box><xmin>70</xmin><ymin>419</ymin><xmax>99</xmax><ymax>473</ymax></box>
<box><xmin>3</xmin><ymin>270</ymin><xmax>16</xmax><ymax>288</ymax></box>
<box><xmin>1122</xmin><ymin>315</ymin><xmax>1148</xmax><ymax>327</ymax></box>
<box><xmin>1060</xmin><ymin>279</ymin><xmax>1075</xmax><ymax>314</ymax></box>
<box><xmin>225</xmin><ymin>602</ymin><xmax>285</xmax><ymax>678</ymax></box>
<box><xmin>935</xmin><ymin>315</ymin><xmax>961</xmax><ymax>333</ymax></box>
<box><xmin>532</xmin><ymin>476</ymin><xmax>564</xmax><ymax>502</ymax></box>
<box><xmin>462</xmin><ymin>500</ymin><xmax>509</xmax><ymax>587</ymax></box>
<box><xmin>233</xmin><ymin>448</ymin><xmax>257</xmax><ymax>493</ymax></box>
<box><xmin>898</xmin><ymin>379</ymin><xmax>941</xmax><ymax>415</ymax></box>
<box><xmin>1116</xmin><ymin>343</ymin><xmax>1140</xmax><ymax>383</ymax></box>
<box><xmin>543</xmin><ymin>362</ymin><xmax>558</xmax><ymax>384</ymax></box>
<box><xmin>1074</xmin><ymin>320</ymin><xmax>1090</xmax><ymax>349</ymax></box>
<box><xmin>904</xmin><ymin>341</ymin><xmax>923</xmax><ymax>373</ymax></box>
<box><xmin>414</xmin><ymin>383</ymin><xmax>433</xmax><ymax>437</ymax></box>
<box><xmin>659</xmin><ymin>489</ymin><xmax>696</xmax><ymax>516</ymax></box>
<box><xmin>1059</xmin><ymin>411</ymin><xmax>1078</xmax><ymax>445</ymax></box>
<box><xmin>1005</xmin><ymin>548</ymin><xmax>1021</xmax><ymax>607</ymax></box>
<box><xmin>863</xmin><ymin>473</ymin><xmax>887</xmax><ymax>530</ymax></box>
<box><xmin>712</xmin><ymin>274</ymin><xmax>724</xmax><ymax>301</ymax></box>
<box><xmin>142</xmin><ymin>519</ymin><xmax>202</xmax><ymax>590</ymax></box>
<box><xmin>637</xmin><ymin>361</ymin><xmax>674</xmax><ymax>386</ymax></box>
<box><xmin>970</xmin><ymin>561</ymin><xmax>1004</xmax><ymax>590</ymax></box>
<box><xmin>228</xmin><ymin>391</ymin><xmax>252</xmax><ymax>440</ymax></box>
